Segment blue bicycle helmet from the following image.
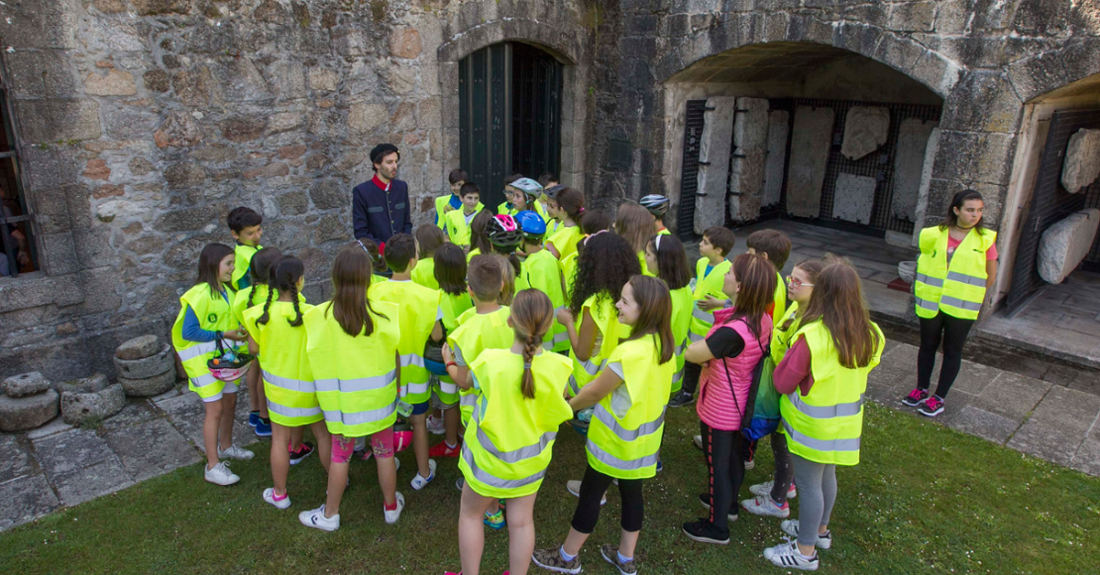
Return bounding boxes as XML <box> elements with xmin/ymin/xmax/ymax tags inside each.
<box><xmin>515</xmin><ymin>210</ymin><xmax>547</xmax><ymax>238</ymax></box>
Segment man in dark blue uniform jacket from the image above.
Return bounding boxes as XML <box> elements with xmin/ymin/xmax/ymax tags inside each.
<box><xmin>353</xmin><ymin>143</ymin><xmax>412</xmax><ymax>251</ymax></box>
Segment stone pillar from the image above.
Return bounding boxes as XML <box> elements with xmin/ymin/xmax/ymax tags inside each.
<box><xmin>762</xmin><ymin>110</ymin><xmax>789</xmax><ymax>209</ymax></box>
<box><xmin>727</xmin><ymin>97</ymin><xmax>769</xmax><ymax>224</ymax></box>
<box><xmin>891</xmin><ymin>118</ymin><xmax>940</xmax><ymax>221</ymax></box>
<box><xmin>911</xmin><ymin>127</ymin><xmax>942</xmax><ymax>247</ymax></box>
<box><xmin>694</xmin><ymin>96</ymin><xmax>736</xmax><ymax>234</ymax></box>
<box><xmin>786</xmin><ymin>106</ymin><xmax>835</xmax><ymax>219</ymax></box>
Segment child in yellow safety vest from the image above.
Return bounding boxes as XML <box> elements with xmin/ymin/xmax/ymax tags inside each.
<box><xmin>615</xmin><ymin>202</ymin><xmax>658</xmax><ymax>277</ymax></box>
<box><xmin>669</xmin><ymin>225</ymin><xmax>736</xmax><ymax>409</ymax></box>
<box><xmin>300</xmin><ymin>246</ymin><xmax>404</xmax><ymax>531</ymax></box>
<box><xmin>370</xmin><ymin>233</ymin><xmax>445</xmax><ymax>493</ymax></box>
<box><xmin>533</xmin><ymin>276</ymin><xmax>676</xmax><ymax>575</ymax></box>
<box><xmin>434</xmin><ymin>168</ymin><xmax>468</xmax><ymax>228</ymax></box>
<box><xmin>243</xmin><ymin>256</ymin><xmax>332</xmax><ymax>510</ymax></box>
<box><xmin>427</xmin><ymin>244</ymin><xmax>474</xmax><ymax>458</ymax></box>
<box><xmin>227</xmin><ymin>206</ymin><xmax>268</xmax><ymax>433</ymax></box>
<box><xmin>170</xmin><ymin>243</ymin><xmax>253</xmax><ymax>487</ymax></box>
<box><xmin>515</xmin><ymin>210</ymin><xmax>569</xmax><ymax>352</ymax></box>
<box><xmin>442</xmin><ymin>255</ymin><xmax>515</xmax><ymax>528</ymax></box>
<box><xmin>466</xmin><ymin>208</ymin><xmax>495</xmax><ymax>263</ymax></box>
<box><xmin>232</xmin><ymin>247</ymin><xmax>281</xmax><ymax>439</ymax></box>
<box><xmin>445</xmin><ymin>289</ymin><xmax>574</xmax><ymax>575</ymax></box>
<box><xmin>411</xmin><ymin>224</ymin><xmax>444</xmax><ymax>290</ymax></box>
<box><xmin>643</xmin><ymin>233</ymin><xmax>693</xmax><ymax>395</ymax></box>
<box><xmin>443</xmin><ymin>182</ymin><xmax>485</xmax><ymax>251</ymax></box>
<box><xmin>561</xmin><ymin>209</ymin><xmax>614</xmax><ymax>302</ymax></box>
<box><xmin>545</xmin><ymin>187</ymin><xmax>585</xmax><ymax>261</ymax></box>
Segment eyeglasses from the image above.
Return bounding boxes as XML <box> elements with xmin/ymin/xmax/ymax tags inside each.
<box><xmin>786</xmin><ymin>275</ymin><xmax>814</xmax><ymax>289</ymax></box>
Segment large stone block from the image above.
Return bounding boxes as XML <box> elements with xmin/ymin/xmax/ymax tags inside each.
<box><xmin>2</xmin><ymin>372</ymin><xmax>51</xmax><ymax>398</ymax></box>
<box><xmin>115</xmin><ymin>335</ymin><xmax>162</xmax><ymax>360</ymax></box>
<box><xmin>57</xmin><ymin>373</ymin><xmax>109</xmax><ymax>395</ymax></box>
<box><xmin>0</xmin><ymin>390</ymin><xmax>59</xmax><ymax>431</ymax></box>
<box><xmin>1062</xmin><ymin>129</ymin><xmax>1100</xmax><ymax>193</ymax></box>
<box><xmin>113</xmin><ymin>344</ymin><xmax>173</xmax><ymax>379</ymax></box>
<box><xmin>694</xmin><ymin>96</ymin><xmax>736</xmax><ymax>234</ymax></box>
<box><xmin>154</xmin><ymin>111</ymin><xmax>204</xmax><ymax>148</ymax></box>
<box><xmin>728</xmin><ymin>97</ymin><xmax>769</xmax><ymax>224</ymax></box>
<box><xmin>15</xmin><ymin>100</ymin><xmax>101</xmax><ymax>143</ymax></box>
<box><xmin>832</xmin><ymin>173</ymin><xmax>877</xmax><ymax>225</ymax></box>
<box><xmin>891</xmin><ymin>118</ymin><xmax>939</xmax><ymax>220</ymax></box>
<box><xmin>762</xmin><ymin>110</ymin><xmax>789</xmax><ymax>208</ymax></box>
<box><xmin>841</xmin><ymin>106</ymin><xmax>890</xmax><ymax>161</ymax></box>
<box><xmin>84</xmin><ymin>70</ymin><xmax>137</xmax><ymax>96</ymax></box>
<box><xmin>118</xmin><ymin>370</ymin><xmax>176</xmax><ymax>397</ymax></box>
<box><xmin>911</xmin><ymin>127</ymin><xmax>941</xmax><ymax>245</ymax></box>
<box><xmin>60</xmin><ymin>383</ymin><xmax>126</xmax><ymax>425</ymax></box>
<box><xmin>1038</xmin><ymin>209</ymin><xmax>1100</xmax><ymax>284</ymax></box>
<box><xmin>786</xmin><ymin>106</ymin><xmax>835</xmax><ymax>218</ymax></box>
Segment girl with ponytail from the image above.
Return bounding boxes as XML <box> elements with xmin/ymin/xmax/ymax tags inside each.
<box><xmin>448</xmin><ymin>289</ymin><xmax>574</xmax><ymax>575</ymax></box>
<box><xmin>243</xmin><ymin>256</ymin><xmax>332</xmax><ymax>511</ymax></box>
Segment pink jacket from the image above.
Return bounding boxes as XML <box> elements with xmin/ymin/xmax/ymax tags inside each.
<box><xmin>696</xmin><ymin>308</ymin><xmax>772</xmax><ymax>431</ymax></box>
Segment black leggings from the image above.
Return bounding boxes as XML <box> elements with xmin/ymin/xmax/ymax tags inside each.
<box><xmin>571</xmin><ymin>464</ymin><xmax>644</xmax><ymax>533</ymax></box>
<box><xmin>682</xmin><ymin>362</ymin><xmax>702</xmax><ymax>395</ymax></box>
<box><xmin>917</xmin><ymin>311</ymin><xmax>975</xmax><ymax>399</ymax></box>
<box><xmin>700</xmin><ymin>421</ymin><xmax>745</xmax><ymax>531</ymax></box>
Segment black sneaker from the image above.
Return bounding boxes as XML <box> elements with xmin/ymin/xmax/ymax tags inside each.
<box><xmin>669</xmin><ymin>391</ymin><xmax>695</xmax><ymax>408</ymax></box>
<box><xmin>682</xmin><ymin>519</ymin><xmax>730</xmax><ymax>544</ymax></box>
<box><xmin>289</xmin><ymin>442</ymin><xmax>315</xmax><ymax>466</ymax></box>
<box><xmin>698</xmin><ymin>493</ymin><xmax>738</xmax><ymax>522</ymax></box>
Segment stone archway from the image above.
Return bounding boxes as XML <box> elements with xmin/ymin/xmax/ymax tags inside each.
<box><xmin>437</xmin><ymin>17</ymin><xmax>590</xmax><ymax>191</ymax></box>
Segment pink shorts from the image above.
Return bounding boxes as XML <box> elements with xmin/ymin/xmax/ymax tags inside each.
<box><xmin>331</xmin><ymin>428</ymin><xmax>394</xmax><ymax>464</ymax></box>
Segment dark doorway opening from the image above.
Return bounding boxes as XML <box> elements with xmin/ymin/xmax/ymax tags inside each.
<box><xmin>459</xmin><ymin>42</ymin><xmax>563</xmax><ymax>211</ymax></box>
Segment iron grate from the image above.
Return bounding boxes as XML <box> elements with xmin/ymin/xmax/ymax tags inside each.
<box><xmin>676</xmin><ymin>100</ymin><xmax>707</xmax><ymax>240</ymax></box>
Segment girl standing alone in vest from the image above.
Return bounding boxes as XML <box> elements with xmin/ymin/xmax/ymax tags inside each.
<box><xmin>762</xmin><ymin>260</ymin><xmax>884</xmax><ymax>571</ymax></box>
<box><xmin>446</xmin><ymin>290</ymin><xmax>574</xmax><ymax>575</ymax></box>
<box><xmin>300</xmin><ymin>246</ymin><xmax>405</xmax><ymax>531</ymax></box>
<box><xmin>680</xmin><ymin>253</ymin><xmax>776</xmax><ymax>544</ymax></box>
<box><xmin>244</xmin><ymin>256</ymin><xmax>332</xmax><ymax>510</ymax></box>
<box><xmin>533</xmin><ymin>276</ymin><xmax>675</xmax><ymax>575</ymax></box>
<box><xmin>741</xmin><ymin>259</ymin><xmax>826</xmax><ymax>519</ymax></box>
<box><xmin>907</xmin><ymin>190</ymin><xmax>997</xmax><ymax>416</ymax></box>
<box><xmin>171</xmin><ymin>243</ymin><xmax>254</xmax><ymax>486</ymax></box>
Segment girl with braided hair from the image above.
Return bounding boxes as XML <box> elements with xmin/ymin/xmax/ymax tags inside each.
<box><xmin>232</xmin><ymin>246</ymin><xmax>282</xmax><ymax>438</ymax></box>
<box><xmin>446</xmin><ymin>289</ymin><xmax>574</xmax><ymax>575</ymax></box>
<box><xmin>244</xmin><ymin>256</ymin><xmax>332</xmax><ymax>511</ymax></box>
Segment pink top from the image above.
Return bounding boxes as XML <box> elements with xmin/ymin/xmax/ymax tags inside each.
<box><xmin>774</xmin><ymin>337</ymin><xmax>814</xmax><ymax>397</ymax></box>
<box><xmin>696</xmin><ymin>309</ymin><xmax>772</xmax><ymax>431</ymax></box>
<box><xmin>946</xmin><ymin>233</ymin><xmax>997</xmax><ymax>263</ymax></box>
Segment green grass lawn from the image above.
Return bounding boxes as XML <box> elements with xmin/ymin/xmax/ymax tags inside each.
<box><xmin>2</xmin><ymin>403</ymin><xmax>1097</xmax><ymax>575</ymax></box>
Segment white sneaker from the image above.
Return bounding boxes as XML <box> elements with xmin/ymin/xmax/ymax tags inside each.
<box><xmin>693</xmin><ymin>435</ymin><xmax>703</xmax><ymax>450</ymax></box>
<box><xmin>750</xmin><ymin>480</ymin><xmax>797</xmax><ymax>500</ymax></box>
<box><xmin>745</xmin><ymin>458</ymin><xmax>755</xmax><ymax>471</ymax></box>
<box><xmin>780</xmin><ymin>519</ymin><xmax>832</xmax><ymax>549</ymax></box>
<box><xmin>566</xmin><ymin>479</ymin><xmax>606</xmax><ymax>506</ymax></box>
<box><xmin>204</xmin><ymin>461</ymin><xmax>239</xmax><ymax>486</ymax></box>
<box><xmin>741</xmin><ymin>494</ymin><xmax>789</xmax><ymax>518</ymax></box>
<box><xmin>410</xmin><ymin>459</ymin><xmax>437</xmax><ymax>490</ymax></box>
<box><xmin>218</xmin><ymin>445</ymin><xmax>254</xmax><ymax>460</ymax></box>
<box><xmin>299</xmin><ymin>504</ymin><xmax>339</xmax><ymax>531</ymax></box>
<box><xmin>763</xmin><ymin>540</ymin><xmax>819</xmax><ymax>571</ymax></box>
<box><xmin>263</xmin><ymin>487</ymin><xmax>291</xmax><ymax>509</ymax></box>
<box><xmin>384</xmin><ymin>492</ymin><xmax>406</xmax><ymax>524</ymax></box>
<box><xmin>426</xmin><ymin>415</ymin><xmax>446</xmax><ymax>435</ymax></box>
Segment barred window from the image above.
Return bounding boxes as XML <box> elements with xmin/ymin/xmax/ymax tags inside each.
<box><xmin>0</xmin><ymin>69</ymin><xmax>37</xmax><ymax>278</ymax></box>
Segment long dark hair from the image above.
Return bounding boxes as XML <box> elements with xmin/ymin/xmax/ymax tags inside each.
<box><xmin>940</xmin><ymin>189</ymin><xmax>986</xmax><ymax>235</ymax></box>
<box><xmin>511</xmin><ymin>289</ymin><xmax>555</xmax><ymax>399</ymax></box>
<box><xmin>621</xmin><ymin>276</ymin><xmax>674</xmax><ymax>365</ymax></box>
<box><xmin>247</xmin><ymin>247</ymin><xmax>284</xmax><ymax>307</ymax></box>
<box><xmin>569</xmin><ymin>232</ymin><xmax>640</xmax><ymax>315</ymax></box>
<box><xmin>556</xmin><ymin>187</ymin><xmax>585</xmax><ymax>224</ymax></box>
<box><xmin>798</xmin><ymin>259</ymin><xmax>880</xmax><ymax>369</ymax></box>
<box><xmin>326</xmin><ymin>245</ymin><xmax>388</xmax><ymax>337</ymax></box>
<box><xmin>434</xmin><ymin>243</ymin><xmax>467</xmax><ymax>296</ymax></box>
<box><xmin>727</xmin><ymin>253</ymin><xmax>777</xmax><ymax>341</ymax></box>
<box><xmin>197</xmin><ymin>243</ymin><xmax>234</xmax><ymax>296</ymax></box>
<box><xmin>469</xmin><ymin>209</ymin><xmax>495</xmax><ymax>256</ymax></box>
<box><xmin>646</xmin><ymin>234</ymin><xmax>691</xmax><ymax>290</ymax></box>
<box><xmin>258</xmin><ymin>256</ymin><xmax>306</xmax><ymax>327</ymax></box>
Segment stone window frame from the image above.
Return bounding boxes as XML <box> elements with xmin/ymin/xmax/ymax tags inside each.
<box><xmin>0</xmin><ymin>62</ymin><xmax>38</xmax><ymax>280</ymax></box>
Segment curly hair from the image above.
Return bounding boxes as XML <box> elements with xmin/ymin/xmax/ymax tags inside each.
<box><xmin>569</xmin><ymin>232</ymin><xmax>640</xmax><ymax>315</ymax></box>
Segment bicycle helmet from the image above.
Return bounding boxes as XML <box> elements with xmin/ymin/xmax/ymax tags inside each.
<box><xmin>509</xmin><ymin>177</ymin><xmax>544</xmax><ymax>201</ymax></box>
<box><xmin>516</xmin><ymin>210</ymin><xmax>547</xmax><ymax>238</ymax></box>
<box><xmin>640</xmin><ymin>194</ymin><xmax>670</xmax><ymax>217</ymax></box>
<box><xmin>543</xmin><ymin>184</ymin><xmax>567</xmax><ymax>201</ymax></box>
<box><xmin>486</xmin><ymin>214</ymin><xmax>523</xmax><ymax>248</ymax></box>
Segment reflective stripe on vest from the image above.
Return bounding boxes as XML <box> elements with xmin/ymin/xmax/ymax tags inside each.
<box><xmin>461</xmin><ymin>443</ymin><xmax>545</xmax><ymax>489</ymax></box>
<box><xmin>591</xmin><ymin>404</ymin><xmax>665</xmax><ymax>442</ymax></box>
<box><xmin>268</xmin><ymin>403</ymin><xmax>322</xmax><ymax>419</ymax></box>
<box><xmin>787</xmin><ymin>392</ymin><xmax>865</xmax><ymax>419</ymax></box>
<box><xmin>178</xmin><ymin>340</ymin><xmax>221</xmax><ymax>362</ymax></box>
<box><xmin>262</xmin><ymin>370</ymin><xmax>314</xmax><ymax>393</ymax></box>
<box><xmin>401</xmin><ymin>381</ymin><xmax>430</xmax><ymax>397</ymax></box>
<box><xmin>473</xmin><ymin>411</ymin><xmax>557</xmax><ymax>464</ymax></box>
<box><xmin>399</xmin><ymin>353</ymin><xmax>426</xmax><ymax>370</ymax></box>
<box><xmin>581</xmin><ymin>358</ymin><xmax>606</xmax><ymax>376</ymax></box>
<box><xmin>585</xmin><ymin>437</ymin><xmax>661</xmax><ymax>471</ymax></box>
<box><xmin>568</xmin><ymin>375</ymin><xmax>580</xmax><ymax>395</ymax></box>
<box><xmin>437</xmin><ymin>379</ymin><xmax>457</xmax><ymax>395</ymax></box>
<box><xmin>940</xmin><ymin>295</ymin><xmax>981</xmax><ymax>311</ymax></box>
<box><xmin>692</xmin><ymin>307</ymin><xmax>713</xmax><ymax>323</ymax></box>
<box><xmin>914</xmin><ymin>296</ymin><xmax>940</xmax><ymax>311</ymax></box>
<box><xmin>460</xmin><ymin>393</ymin><xmax>477</xmax><ymax>407</ymax></box>
<box><xmin>947</xmin><ymin>270</ymin><xmax>985</xmax><ymax>287</ymax></box>
<box><xmin>915</xmin><ymin>273</ymin><xmax>943</xmax><ymax>288</ymax></box>
<box><xmin>314</xmin><ymin>373</ymin><xmax>396</xmax><ymax>393</ymax></box>
<box><xmin>190</xmin><ymin>373</ymin><xmax>219</xmax><ymax>388</ymax></box>
<box><xmin>323</xmin><ymin>403</ymin><xmax>396</xmax><ymax>427</ymax></box>
<box><xmin>783</xmin><ymin>419</ymin><xmax>860</xmax><ymax>452</ymax></box>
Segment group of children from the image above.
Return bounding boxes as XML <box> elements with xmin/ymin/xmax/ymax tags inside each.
<box><xmin>172</xmin><ymin>173</ymin><xmax>882</xmax><ymax>574</ymax></box>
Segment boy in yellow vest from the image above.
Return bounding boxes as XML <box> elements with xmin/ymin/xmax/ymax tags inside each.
<box><xmin>515</xmin><ymin>210</ymin><xmax>569</xmax><ymax>352</ymax></box>
<box><xmin>669</xmin><ymin>226</ymin><xmax>735</xmax><ymax>408</ymax></box>
<box><xmin>442</xmin><ymin>182</ymin><xmax>484</xmax><ymax>250</ymax></box>
<box><xmin>435</xmin><ymin>169</ymin><xmax>467</xmax><ymax>228</ymax></box>
<box><xmin>227</xmin><ymin>207</ymin><xmax>263</xmax><ymax>292</ymax></box>
<box><xmin>746</xmin><ymin>229</ymin><xmax>791</xmax><ymax>320</ymax></box>
<box><xmin>370</xmin><ymin>234</ymin><xmax>445</xmax><ymax>492</ymax></box>
<box><xmin>442</xmin><ymin>255</ymin><xmax>514</xmax><ymax>526</ymax></box>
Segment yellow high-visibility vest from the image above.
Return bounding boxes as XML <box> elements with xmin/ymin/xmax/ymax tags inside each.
<box><xmin>231</xmin><ymin>243</ymin><xmax>261</xmax><ymax>292</ymax></box>
<box><xmin>234</xmin><ymin>285</ymin><xmax>306</xmax><ymax>330</ymax></box>
<box><xmin>586</xmin><ymin>336</ymin><xmax>674</xmax><ymax>479</ymax></box>
<box><xmin>772</xmin><ymin>270</ymin><xmax>787</xmax><ymax>320</ymax></box>
<box><xmin>914</xmin><ymin>226</ymin><xmax>996</xmax><ymax>320</ymax></box>
<box><xmin>369</xmin><ymin>280</ymin><xmax>441</xmax><ymax>406</ymax></box>
<box><xmin>243</xmin><ymin>301</ymin><xmax>322</xmax><ymax>427</ymax></box>
<box><xmin>546</xmin><ymin>225</ymin><xmax>582</xmax><ymax>261</ymax></box>
<box><xmin>411</xmin><ymin>257</ymin><xmax>439</xmax><ymax>290</ymax></box>
<box><xmin>669</xmin><ymin>285</ymin><xmax>694</xmax><ymax>394</ymax></box>
<box><xmin>689</xmin><ymin>258</ymin><xmax>731</xmax><ymax>342</ymax></box>
<box><xmin>444</xmin><ymin>206</ymin><xmax>483</xmax><ymax>248</ymax></box>
<box><xmin>780</xmin><ymin>320</ymin><xmax>884</xmax><ymax>466</ymax></box>
<box><xmin>448</xmin><ymin>306</ymin><xmax>513</xmax><ymax>425</ymax></box>
<box><xmin>561</xmin><ymin>251</ymin><xmax>579</xmax><ymax>301</ymax></box>
<box><xmin>569</xmin><ymin>293</ymin><xmax>622</xmax><ymax>396</ymax></box>
<box><xmin>518</xmin><ymin>249</ymin><xmax>568</xmax><ymax>352</ymax></box>
<box><xmin>171</xmin><ymin>284</ymin><xmax>240</xmax><ymax>400</ymax></box>
<box><xmin>770</xmin><ymin>301</ymin><xmax>802</xmax><ymax>364</ymax></box>
<box><xmin>304</xmin><ymin>301</ymin><xmax>401</xmax><ymax>438</ymax></box>
<box><xmin>460</xmin><ymin>349</ymin><xmax>573</xmax><ymax>498</ymax></box>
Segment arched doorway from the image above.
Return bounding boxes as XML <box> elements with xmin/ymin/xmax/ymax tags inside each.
<box><xmin>458</xmin><ymin>42</ymin><xmax>563</xmax><ymax>210</ymax></box>
<box><xmin>663</xmin><ymin>42</ymin><xmax>945</xmax><ymax>244</ymax></box>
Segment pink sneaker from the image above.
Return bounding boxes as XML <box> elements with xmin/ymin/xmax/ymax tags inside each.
<box><xmin>901</xmin><ymin>388</ymin><xmax>928</xmax><ymax>407</ymax></box>
<box><xmin>919</xmin><ymin>395</ymin><xmax>945</xmax><ymax>417</ymax></box>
